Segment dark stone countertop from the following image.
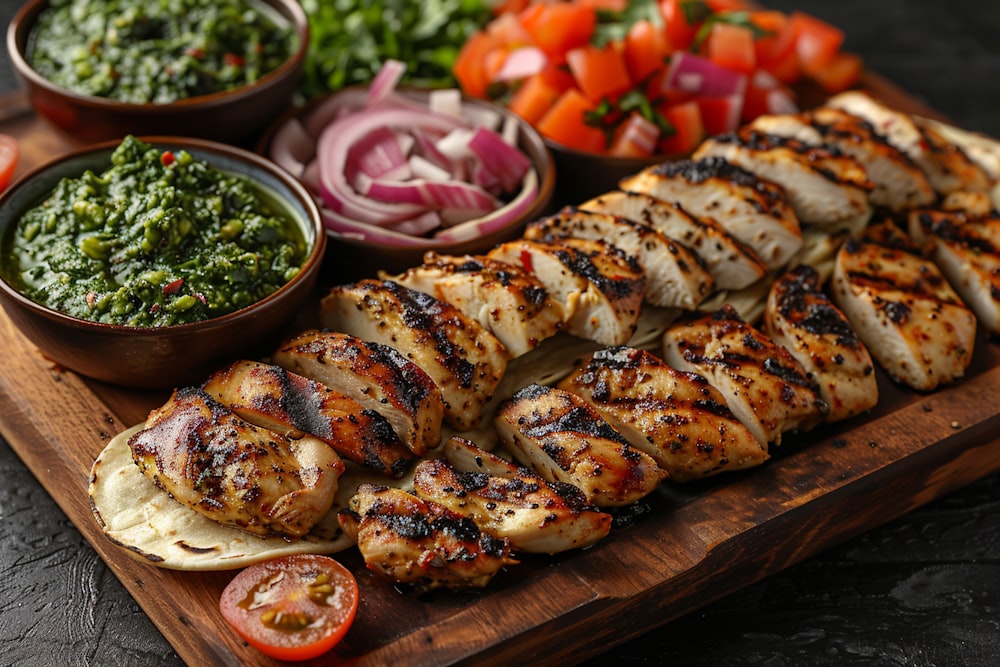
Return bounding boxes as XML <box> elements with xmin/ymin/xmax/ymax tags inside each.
<box><xmin>1</xmin><ymin>1</ymin><xmax>998</xmax><ymax>665</ymax></box>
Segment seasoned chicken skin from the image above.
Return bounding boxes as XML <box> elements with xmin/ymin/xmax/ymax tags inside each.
<box><xmin>831</xmin><ymin>238</ymin><xmax>977</xmax><ymax>391</ymax></box>
<box><xmin>202</xmin><ymin>360</ymin><xmax>414</xmax><ymax>478</ymax></box>
<box><xmin>272</xmin><ymin>330</ymin><xmax>443</xmax><ymax>455</ymax></box>
<box><xmin>385</xmin><ymin>252</ymin><xmax>564</xmax><ymax>357</ymax></box>
<box><xmin>494</xmin><ymin>384</ymin><xmax>665</xmax><ymax>507</ymax></box>
<box><xmin>620</xmin><ymin>157</ymin><xmax>803</xmax><ymax>269</ymax></box>
<box><xmin>523</xmin><ymin>207</ymin><xmax>714</xmax><ymax>310</ymax></box>
<box><xmin>763</xmin><ymin>266</ymin><xmax>879</xmax><ymax>422</ymax></box>
<box><xmin>128</xmin><ymin>387</ymin><xmax>344</xmax><ymax>538</ymax></box>
<box><xmin>337</xmin><ymin>483</ymin><xmax>516</xmax><ymax>592</ymax></box>
<box><xmin>580</xmin><ymin>189</ymin><xmax>768</xmax><ymax>291</ymax></box>
<box><xmin>412</xmin><ymin>437</ymin><xmax>612</xmax><ymax>554</ymax></box>
<box><xmin>319</xmin><ymin>280</ymin><xmax>507</xmax><ymax>431</ymax></box>
<box><xmin>661</xmin><ymin>305</ymin><xmax>828</xmax><ymax>446</ymax></box>
<box><xmin>694</xmin><ymin>130</ymin><xmax>873</xmax><ymax>229</ymax></box>
<box><xmin>908</xmin><ymin>208</ymin><xmax>1000</xmax><ymax>334</ymax></box>
<box><xmin>558</xmin><ymin>346</ymin><xmax>767</xmax><ymax>482</ymax></box>
<box><xmin>826</xmin><ymin>91</ymin><xmax>992</xmax><ymax>195</ymax></box>
<box><xmin>488</xmin><ymin>237</ymin><xmax>645</xmax><ymax>346</ymax></box>
<box><xmin>750</xmin><ymin>108</ymin><xmax>936</xmax><ymax>213</ymax></box>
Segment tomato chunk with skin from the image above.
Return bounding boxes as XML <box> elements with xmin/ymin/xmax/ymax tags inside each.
<box><xmin>219</xmin><ymin>554</ymin><xmax>359</xmax><ymax>662</ymax></box>
<box><xmin>0</xmin><ymin>134</ymin><xmax>18</xmax><ymax>193</ymax></box>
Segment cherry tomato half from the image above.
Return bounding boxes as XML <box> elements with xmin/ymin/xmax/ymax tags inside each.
<box><xmin>0</xmin><ymin>134</ymin><xmax>19</xmax><ymax>193</ymax></box>
<box><xmin>219</xmin><ymin>554</ymin><xmax>359</xmax><ymax>662</ymax></box>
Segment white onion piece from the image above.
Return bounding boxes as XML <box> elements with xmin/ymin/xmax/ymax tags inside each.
<box><xmin>494</xmin><ymin>46</ymin><xmax>548</xmax><ymax>82</ymax></box>
<box><xmin>435</xmin><ymin>128</ymin><xmax>477</xmax><ymax>162</ymax></box>
<box><xmin>409</xmin><ymin>154</ymin><xmax>453</xmax><ymax>181</ymax></box>
<box><xmin>429</xmin><ymin>88</ymin><xmax>464</xmax><ymax>119</ymax></box>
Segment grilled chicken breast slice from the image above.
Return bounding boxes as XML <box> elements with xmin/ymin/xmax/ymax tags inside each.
<box><xmin>523</xmin><ymin>207</ymin><xmax>714</xmax><ymax>309</ymax></box>
<box><xmin>412</xmin><ymin>437</ymin><xmax>612</xmax><ymax>554</ymax></box>
<box><xmin>751</xmin><ymin>108</ymin><xmax>936</xmax><ymax>212</ymax></box>
<box><xmin>337</xmin><ymin>483</ymin><xmax>516</xmax><ymax>592</ymax></box>
<box><xmin>693</xmin><ymin>130</ymin><xmax>873</xmax><ymax>229</ymax></box>
<box><xmin>384</xmin><ymin>252</ymin><xmax>563</xmax><ymax>357</ymax></box>
<box><xmin>908</xmin><ymin>209</ymin><xmax>1000</xmax><ymax>334</ymax></box>
<box><xmin>826</xmin><ymin>91</ymin><xmax>992</xmax><ymax>195</ymax></box>
<box><xmin>661</xmin><ymin>305</ymin><xmax>828</xmax><ymax>445</ymax></box>
<box><xmin>580</xmin><ymin>189</ymin><xmax>768</xmax><ymax>290</ymax></box>
<box><xmin>202</xmin><ymin>360</ymin><xmax>414</xmax><ymax>478</ymax></box>
<box><xmin>488</xmin><ymin>237</ymin><xmax>645</xmax><ymax>346</ymax></box>
<box><xmin>831</xmin><ymin>238</ymin><xmax>977</xmax><ymax>391</ymax></box>
<box><xmin>493</xmin><ymin>384</ymin><xmax>665</xmax><ymax>507</ymax></box>
<box><xmin>763</xmin><ymin>266</ymin><xmax>878</xmax><ymax>422</ymax></box>
<box><xmin>128</xmin><ymin>387</ymin><xmax>344</xmax><ymax>538</ymax></box>
<box><xmin>558</xmin><ymin>346</ymin><xmax>767</xmax><ymax>482</ymax></box>
<box><xmin>272</xmin><ymin>330</ymin><xmax>443</xmax><ymax>455</ymax></box>
<box><xmin>319</xmin><ymin>280</ymin><xmax>507</xmax><ymax>432</ymax></box>
<box><xmin>620</xmin><ymin>157</ymin><xmax>803</xmax><ymax>269</ymax></box>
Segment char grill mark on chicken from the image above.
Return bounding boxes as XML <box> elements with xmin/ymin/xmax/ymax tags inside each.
<box><xmin>337</xmin><ymin>483</ymin><xmax>516</xmax><ymax>592</ymax></box>
<box><xmin>494</xmin><ymin>384</ymin><xmax>666</xmax><ymax>507</ymax></box>
<box><xmin>488</xmin><ymin>237</ymin><xmax>646</xmax><ymax>346</ymax></box>
<box><xmin>661</xmin><ymin>305</ymin><xmax>828</xmax><ymax>446</ymax></box>
<box><xmin>831</xmin><ymin>235</ymin><xmax>977</xmax><ymax>391</ymax></box>
<box><xmin>620</xmin><ymin>156</ymin><xmax>803</xmax><ymax>269</ymax></box>
<box><xmin>763</xmin><ymin>266</ymin><xmax>879</xmax><ymax>423</ymax></box>
<box><xmin>411</xmin><ymin>437</ymin><xmax>612</xmax><ymax>554</ymax></box>
<box><xmin>128</xmin><ymin>387</ymin><xmax>344</xmax><ymax>538</ymax></box>
<box><xmin>384</xmin><ymin>252</ymin><xmax>564</xmax><ymax>357</ymax></box>
<box><xmin>580</xmin><ymin>189</ymin><xmax>769</xmax><ymax>291</ymax></box>
<box><xmin>202</xmin><ymin>360</ymin><xmax>415</xmax><ymax>478</ymax></box>
<box><xmin>558</xmin><ymin>346</ymin><xmax>768</xmax><ymax>482</ymax></box>
<box><xmin>523</xmin><ymin>207</ymin><xmax>714</xmax><ymax>310</ymax></box>
<box><xmin>319</xmin><ymin>280</ymin><xmax>507</xmax><ymax>432</ymax></box>
<box><xmin>272</xmin><ymin>330</ymin><xmax>444</xmax><ymax>455</ymax></box>
<box><xmin>693</xmin><ymin>130</ymin><xmax>874</xmax><ymax>230</ymax></box>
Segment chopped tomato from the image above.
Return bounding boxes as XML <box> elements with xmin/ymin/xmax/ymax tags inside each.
<box><xmin>0</xmin><ymin>135</ymin><xmax>19</xmax><ymax>193</ymax></box>
<box><xmin>752</xmin><ymin>11</ymin><xmax>800</xmax><ymax>83</ymax></box>
<box><xmin>696</xmin><ymin>94</ymin><xmax>742</xmax><ymax>135</ymax></box>
<box><xmin>706</xmin><ymin>0</ymin><xmax>751</xmax><ymax>10</ymax></box>
<box><xmin>706</xmin><ymin>22</ymin><xmax>756</xmax><ymax>74</ymax></box>
<box><xmin>624</xmin><ymin>18</ymin><xmax>670</xmax><ymax>84</ymax></box>
<box><xmin>789</xmin><ymin>11</ymin><xmax>845</xmax><ymax>76</ymax></box>
<box><xmin>657</xmin><ymin>100</ymin><xmax>705</xmax><ymax>155</ymax></box>
<box><xmin>537</xmin><ymin>88</ymin><xmax>606</xmax><ymax>153</ymax></box>
<box><xmin>219</xmin><ymin>554</ymin><xmax>359</xmax><ymax>662</ymax></box>
<box><xmin>659</xmin><ymin>0</ymin><xmax>703</xmax><ymax>52</ymax></box>
<box><xmin>453</xmin><ymin>31</ymin><xmax>501</xmax><ymax>98</ymax></box>
<box><xmin>812</xmin><ymin>51</ymin><xmax>863</xmax><ymax>93</ymax></box>
<box><xmin>509</xmin><ymin>73</ymin><xmax>562</xmax><ymax>125</ymax></box>
<box><xmin>566</xmin><ymin>43</ymin><xmax>632</xmax><ymax>103</ymax></box>
<box><xmin>519</xmin><ymin>2</ymin><xmax>597</xmax><ymax>59</ymax></box>
<box><xmin>486</xmin><ymin>10</ymin><xmax>532</xmax><ymax>47</ymax></box>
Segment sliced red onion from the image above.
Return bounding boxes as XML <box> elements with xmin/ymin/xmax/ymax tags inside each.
<box><xmin>269</xmin><ymin>117</ymin><xmax>312</xmax><ymax>177</ymax></box>
<box><xmin>364</xmin><ymin>177</ymin><xmax>498</xmax><ymax>212</ymax></box>
<box><xmin>467</xmin><ymin>126</ymin><xmax>531</xmax><ymax>193</ymax></box>
<box><xmin>321</xmin><ymin>207</ymin><xmax>439</xmax><ymax>247</ymax></box>
<box><xmin>367</xmin><ymin>58</ymin><xmax>407</xmax><ymax>107</ymax></box>
<box><xmin>663</xmin><ymin>52</ymin><xmax>748</xmax><ymax>98</ymax></box>
<box><xmin>409</xmin><ymin>154</ymin><xmax>452</xmax><ymax>181</ymax></box>
<box><xmin>435</xmin><ymin>169</ymin><xmax>538</xmax><ymax>243</ymax></box>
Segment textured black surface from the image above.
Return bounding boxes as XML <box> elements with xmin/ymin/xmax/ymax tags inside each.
<box><xmin>1</xmin><ymin>1</ymin><xmax>999</xmax><ymax>666</ymax></box>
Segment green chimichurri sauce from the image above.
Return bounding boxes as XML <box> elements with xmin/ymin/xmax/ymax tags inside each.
<box><xmin>27</xmin><ymin>0</ymin><xmax>294</xmax><ymax>104</ymax></box>
<box><xmin>3</xmin><ymin>136</ymin><xmax>307</xmax><ymax>327</ymax></box>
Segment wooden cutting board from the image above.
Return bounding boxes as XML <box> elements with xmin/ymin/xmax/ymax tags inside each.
<box><xmin>2</xmin><ymin>74</ymin><xmax>1000</xmax><ymax>666</ymax></box>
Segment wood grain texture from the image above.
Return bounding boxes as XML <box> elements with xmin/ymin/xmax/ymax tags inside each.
<box><xmin>1</xmin><ymin>74</ymin><xmax>998</xmax><ymax>665</ymax></box>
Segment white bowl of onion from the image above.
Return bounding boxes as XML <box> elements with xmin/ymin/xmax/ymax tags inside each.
<box><xmin>260</xmin><ymin>60</ymin><xmax>555</xmax><ymax>278</ymax></box>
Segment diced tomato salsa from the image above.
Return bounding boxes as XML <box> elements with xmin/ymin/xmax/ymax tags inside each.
<box><xmin>454</xmin><ymin>0</ymin><xmax>862</xmax><ymax>157</ymax></box>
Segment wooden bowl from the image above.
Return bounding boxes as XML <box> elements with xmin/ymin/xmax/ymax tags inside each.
<box><xmin>0</xmin><ymin>137</ymin><xmax>325</xmax><ymax>389</ymax></box>
<box><xmin>258</xmin><ymin>88</ymin><xmax>556</xmax><ymax>280</ymax></box>
<box><xmin>5</xmin><ymin>0</ymin><xmax>308</xmax><ymax>143</ymax></box>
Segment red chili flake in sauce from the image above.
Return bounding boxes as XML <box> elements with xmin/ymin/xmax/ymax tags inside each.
<box><xmin>161</xmin><ymin>151</ymin><xmax>175</xmax><ymax>167</ymax></box>
<box><xmin>162</xmin><ymin>278</ymin><xmax>184</xmax><ymax>295</ymax></box>
<box><xmin>223</xmin><ymin>53</ymin><xmax>245</xmax><ymax>67</ymax></box>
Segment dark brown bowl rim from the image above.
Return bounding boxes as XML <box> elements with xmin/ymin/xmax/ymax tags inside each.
<box><xmin>0</xmin><ymin>135</ymin><xmax>326</xmax><ymax>336</ymax></box>
<box><xmin>5</xmin><ymin>0</ymin><xmax>309</xmax><ymax>113</ymax></box>
<box><xmin>542</xmin><ymin>136</ymin><xmax>684</xmax><ymax>169</ymax></box>
<box><xmin>256</xmin><ymin>85</ymin><xmax>557</xmax><ymax>249</ymax></box>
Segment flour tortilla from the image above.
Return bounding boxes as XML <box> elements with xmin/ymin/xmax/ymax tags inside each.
<box><xmin>89</xmin><ymin>423</ymin><xmax>357</xmax><ymax>571</ymax></box>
